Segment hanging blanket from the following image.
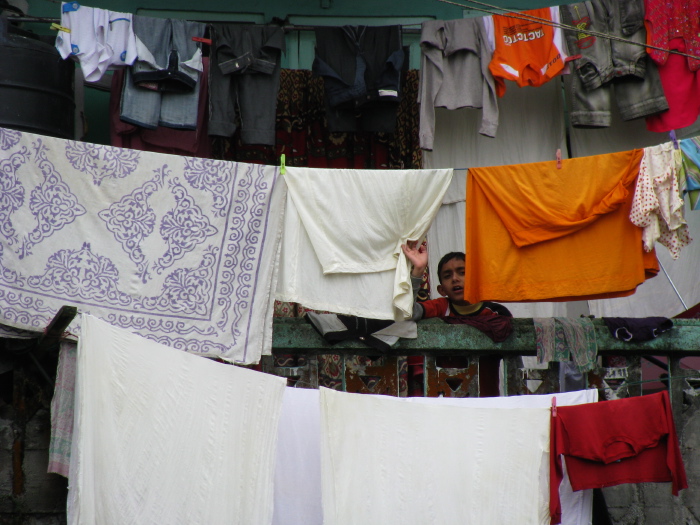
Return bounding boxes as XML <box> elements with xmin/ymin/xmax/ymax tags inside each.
<box><xmin>465</xmin><ymin>149</ymin><xmax>659</xmax><ymax>302</ymax></box>
<box><xmin>0</xmin><ymin>127</ymin><xmax>285</xmax><ymax>363</ymax></box>
<box><xmin>320</xmin><ymin>387</ymin><xmax>551</xmax><ymax>525</ymax></box>
<box><xmin>68</xmin><ymin>314</ymin><xmax>286</xmax><ymax>524</ymax></box>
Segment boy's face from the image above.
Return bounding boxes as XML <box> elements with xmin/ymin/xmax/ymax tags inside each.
<box><xmin>437</xmin><ymin>257</ymin><xmax>467</xmax><ymax>304</ymax></box>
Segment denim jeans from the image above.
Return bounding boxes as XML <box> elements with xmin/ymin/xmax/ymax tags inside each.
<box><xmin>561</xmin><ymin>0</ymin><xmax>668</xmax><ymax>127</ymax></box>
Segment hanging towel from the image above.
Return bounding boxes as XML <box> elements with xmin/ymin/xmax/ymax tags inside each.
<box><xmin>409</xmin><ymin>389</ymin><xmax>598</xmax><ymax>525</ymax></box>
<box><xmin>67</xmin><ymin>314</ymin><xmax>286</xmax><ymax>524</ymax></box>
<box><xmin>465</xmin><ymin>149</ymin><xmax>659</xmax><ymax>302</ymax></box>
<box><xmin>280</xmin><ymin>166</ymin><xmax>452</xmax><ymax>320</ymax></box>
<box><xmin>320</xmin><ymin>387</ymin><xmax>551</xmax><ymax>525</ymax></box>
<box><xmin>47</xmin><ymin>340</ymin><xmax>77</xmax><ymax>478</ymax></box>
<box><xmin>0</xmin><ymin>127</ymin><xmax>285</xmax><ymax>364</ymax></box>
<box><xmin>630</xmin><ymin>143</ymin><xmax>691</xmax><ymax>259</ymax></box>
<box><xmin>535</xmin><ymin>318</ymin><xmax>598</xmax><ymax>372</ymax></box>
<box><xmin>679</xmin><ymin>137</ymin><xmax>700</xmax><ymax>210</ymax></box>
<box><xmin>550</xmin><ymin>391</ymin><xmax>687</xmax><ymax>524</ymax></box>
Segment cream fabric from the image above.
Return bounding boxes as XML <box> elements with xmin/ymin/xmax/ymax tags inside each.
<box><xmin>320</xmin><ymin>388</ymin><xmax>551</xmax><ymax>525</ymax></box>
<box><xmin>408</xmin><ymin>389</ymin><xmax>598</xmax><ymax>525</ymax></box>
<box><xmin>68</xmin><ymin>314</ymin><xmax>286</xmax><ymax>525</ymax></box>
<box><xmin>280</xmin><ymin>167</ymin><xmax>452</xmax><ymax>319</ymax></box>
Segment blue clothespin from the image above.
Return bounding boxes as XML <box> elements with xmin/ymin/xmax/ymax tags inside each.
<box><xmin>62</xmin><ymin>2</ymin><xmax>80</xmax><ymax>13</ymax></box>
<box><xmin>670</xmin><ymin>130</ymin><xmax>679</xmax><ymax>150</ymax></box>
<box><xmin>280</xmin><ymin>154</ymin><xmax>286</xmax><ymax>175</ymax></box>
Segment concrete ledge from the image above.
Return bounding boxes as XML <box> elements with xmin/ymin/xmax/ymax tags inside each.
<box><xmin>272</xmin><ymin>317</ymin><xmax>700</xmax><ymax>355</ymax></box>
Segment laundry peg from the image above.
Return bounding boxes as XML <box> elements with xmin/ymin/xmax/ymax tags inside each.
<box><xmin>50</xmin><ymin>23</ymin><xmax>71</xmax><ymax>33</ymax></box>
<box><xmin>62</xmin><ymin>1</ymin><xmax>80</xmax><ymax>12</ymax></box>
<box><xmin>555</xmin><ymin>148</ymin><xmax>562</xmax><ymax>169</ymax></box>
<box><xmin>551</xmin><ymin>396</ymin><xmax>557</xmax><ymax>417</ymax></box>
<box><xmin>280</xmin><ymin>153</ymin><xmax>286</xmax><ymax>175</ymax></box>
<box><xmin>670</xmin><ymin>130</ymin><xmax>679</xmax><ymax>149</ymax></box>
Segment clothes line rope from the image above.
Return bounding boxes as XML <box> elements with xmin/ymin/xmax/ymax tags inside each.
<box><xmin>435</xmin><ymin>0</ymin><xmax>700</xmax><ymax>63</ymax></box>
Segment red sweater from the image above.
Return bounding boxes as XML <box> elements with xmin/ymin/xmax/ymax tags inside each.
<box><xmin>550</xmin><ymin>391</ymin><xmax>687</xmax><ymax>524</ymax></box>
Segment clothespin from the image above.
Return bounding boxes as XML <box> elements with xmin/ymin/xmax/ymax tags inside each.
<box><xmin>62</xmin><ymin>1</ymin><xmax>80</xmax><ymax>12</ymax></box>
<box><xmin>551</xmin><ymin>396</ymin><xmax>557</xmax><ymax>417</ymax></box>
<box><xmin>280</xmin><ymin>154</ymin><xmax>286</xmax><ymax>175</ymax></box>
<box><xmin>192</xmin><ymin>36</ymin><xmax>212</xmax><ymax>45</ymax></box>
<box><xmin>50</xmin><ymin>22</ymin><xmax>71</xmax><ymax>33</ymax></box>
<box><xmin>670</xmin><ymin>130</ymin><xmax>679</xmax><ymax>150</ymax></box>
<box><xmin>556</xmin><ymin>148</ymin><xmax>562</xmax><ymax>169</ymax></box>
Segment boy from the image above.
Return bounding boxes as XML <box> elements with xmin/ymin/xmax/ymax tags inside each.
<box><xmin>402</xmin><ymin>242</ymin><xmax>512</xmax><ymax>396</ymax></box>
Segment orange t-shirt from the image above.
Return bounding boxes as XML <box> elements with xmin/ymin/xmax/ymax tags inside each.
<box><xmin>465</xmin><ymin>149</ymin><xmax>659</xmax><ymax>303</ymax></box>
<box><xmin>487</xmin><ymin>7</ymin><xmax>567</xmax><ymax>97</ymax></box>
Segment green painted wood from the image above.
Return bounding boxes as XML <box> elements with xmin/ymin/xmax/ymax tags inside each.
<box><xmin>272</xmin><ymin>317</ymin><xmax>700</xmax><ymax>356</ymax></box>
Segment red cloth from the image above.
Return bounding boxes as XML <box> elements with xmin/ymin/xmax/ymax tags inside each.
<box><xmin>110</xmin><ymin>58</ymin><xmax>211</xmax><ymax>158</ymax></box>
<box><xmin>550</xmin><ymin>391</ymin><xmax>687</xmax><ymax>524</ymax></box>
<box><xmin>646</xmin><ymin>39</ymin><xmax>700</xmax><ymax>133</ymax></box>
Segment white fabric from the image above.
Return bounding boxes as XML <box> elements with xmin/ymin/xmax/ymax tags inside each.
<box><xmin>276</xmin><ymin>194</ymin><xmax>397</xmax><ymax>319</ymax></box>
<box><xmin>55</xmin><ymin>4</ymin><xmax>137</xmax><ymax>82</ymax></box>
<box><xmin>423</xmin><ymin>81</ymin><xmax>571</xmax><ymax>316</ymax></box>
<box><xmin>630</xmin><ymin>143</ymin><xmax>691</xmax><ymax>259</ymax></box>
<box><xmin>0</xmin><ymin>127</ymin><xmax>285</xmax><ymax>364</ymax></box>
<box><xmin>320</xmin><ymin>387</ymin><xmax>551</xmax><ymax>525</ymax></box>
<box><xmin>68</xmin><ymin>314</ymin><xmax>286</xmax><ymax>525</ymax></box>
<box><xmin>281</xmin><ymin>167</ymin><xmax>452</xmax><ymax>320</ymax></box>
<box><xmin>408</xmin><ymin>389</ymin><xmax>598</xmax><ymax>525</ymax></box>
<box><xmin>273</xmin><ymin>388</ymin><xmax>323</xmax><ymax>525</ymax></box>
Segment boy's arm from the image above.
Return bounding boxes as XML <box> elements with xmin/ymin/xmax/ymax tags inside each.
<box><xmin>403</xmin><ymin>242</ymin><xmax>428</xmax><ymax>321</ymax></box>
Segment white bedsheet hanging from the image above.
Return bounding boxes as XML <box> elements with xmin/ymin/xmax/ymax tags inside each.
<box><xmin>407</xmin><ymin>389</ymin><xmax>599</xmax><ymax>525</ymax></box>
<box><xmin>68</xmin><ymin>314</ymin><xmax>286</xmax><ymax>525</ymax></box>
<box><xmin>278</xmin><ymin>167</ymin><xmax>452</xmax><ymax>320</ymax></box>
<box><xmin>320</xmin><ymin>387</ymin><xmax>551</xmax><ymax>525</ymax></box>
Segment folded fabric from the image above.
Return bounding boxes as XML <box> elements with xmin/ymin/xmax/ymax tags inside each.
<box><xmin>630</xmin><ymin>143</ymin><xmax>691</xmax><ymax>259</ymax></box>
<box><xmin>281</xmin><ymin>167</ymin><xmax>452</xmax><ymax>319</ymax></box>
<box><xmin>441</xmin><ymin>313</ymin><xmax>513</xmax><ymax>342</ymax></box>
<box><xmin>321</xmin><ymin>387</ymin><xmax>551</xmax><ymax>525</ymax></box>
<box><xmin>535</xmin><ymin>318</ymin><xmax>598</xmax><ymax>372</ymax></box>
<box><xmin>602</xmin><ymin>317</ymin><xmax>673</xmax><ymax>342</ymax></box>
<box><xmin>0</xmin><ymin>127</ymin><xmax>285</xmax><ymax>364</ymax></box>
<box><xmin>48</xmin><ymin>340</ymin><xmax>77</xmax><ymax>478</ymax></box>
<box><xmin>550</xmin><ymin>391</ymin><xmax>687</xmax><ymax>524</ymax></box>
<box><xmin>68</xmin><ymin>314</ymin><xmax>286</xmax><ymax>524</ymax></box>
<box><xmin>305</xmin><ymin>312</ymin><xmax>416</xmax><ymax>351</ymax></box>
<box><xmin>466</xmin><ymin>150</ymin><xmax>659</xmax><ymax>302</ymax></box>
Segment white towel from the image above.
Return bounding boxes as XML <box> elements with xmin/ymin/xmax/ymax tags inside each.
<box><xmin>67</xmin><ymin>314</ymin><xmax>286</xmax><ymax>524</ymax></box>
<box><xmin>408</xmin><ymin>389</ymin><xmax>598</xmax><ymax>525</ymax></box>
<box><xmin>0</xmin><ymin>127</ymin><xmax>285</xmax><ymax>364</ymax></box>
<box><xmin>280</xmin><ymin>167</ymin><xmax>452</xmax><ymax>320</ymax></box>
<box><xmin>320</xmin><ymin>388</ymin><xmax>551</xmax><ymax>525</ymax></box>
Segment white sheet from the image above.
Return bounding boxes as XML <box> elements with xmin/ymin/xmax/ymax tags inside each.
<box><xmin>408</xmin><ymin>389</ymin><xmax>599</xmax><ymax>525</ymax></box>
<box><xmin>279</xmin><ymin>167</ymin><xmax>452</xmax><ymax>320</ymax></box>
<box><xmin>68</xmin><ymin>314</ymin><xmax>286</xmax><ymax>525</ymax></box>
<box><xmin>273</xmin><ymin>388</ymin><xmax>323</xmax><ymax>525</ymax></box>
<box><xmin>320</xmin><ymin>387</ymin><xmax>551</xmax><ymax>525</ymax></box>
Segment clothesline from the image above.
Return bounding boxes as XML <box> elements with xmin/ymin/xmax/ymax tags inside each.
<box><xmin>436</xmin><ymin>0</ymin><xmax>700</xmax><ymax>63</ymax></box>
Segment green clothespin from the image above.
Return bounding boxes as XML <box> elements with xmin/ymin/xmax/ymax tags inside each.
<box><xmin>280</xmin><ymin>154</ymin><xmax>286</xmax><ymax>175</ymax></box>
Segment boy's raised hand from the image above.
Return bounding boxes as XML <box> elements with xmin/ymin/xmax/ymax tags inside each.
<box><xmin>401</xmin><ymin>241</ymin><xmax>428</xmax><ymax>277</ymax></box>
